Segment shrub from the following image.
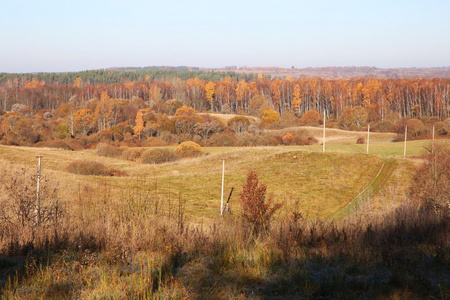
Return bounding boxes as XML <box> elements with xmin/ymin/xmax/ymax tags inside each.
<box><xmin>54</xmin><ymin>124</ymin><xmax>70</xmax><ymax>139</ymax></box>
<box><xmin>239</xmin><ymin>170</ymin><xmax>283</xmax><ymax>234</ymax></box>
<box><xmin>356</xmin><ymin>137</ymin><xmax>365</xmax><ymax>144</ymax></box>
<box><xmin>67</xmin><ymin>160</ymin><xmax>115</xmax><ymax>176</ymax></box>
<box><xmin>96</xmin><ymin>143</ymin><xmax>125</xmax><ymax>158</ymax></box>
<box><xmin>282</xmin><ymin>133</ymin><xmax>293</xmax><ymax>145</ymax></box>
<box><xmin>158</xmin><ymin>131</ymin><xmax>176</xmax><ymax>144</ymax></box>
<box><xmin>144</xmin><ymin>137</ymin><xmax>169</xmax><ymax>147</ymax></box>
<box><xmin>140</xmin><ymin>148</ymin><xmax>177</xmax><ymax>164</ymax></box>
<box><xmin>372</xmin><ymin>120</ymin><xmax>394</xmax><ymax>133</ymax></box>
<box><xmin>120</xmin><ymin>148</ymin><xmax>143</xmax><ymax>161</ymax></box>
<box><xmin>227</xmin><ymin>116</ymin><xmax>250</xmax><ymax>134</ymax></box>
<box><xmin>301</xmin><ymin>110</ymin><xmax>321</xmax><ymax>126</ymax></box>
<box><xmin>34</xmin><ymin>140</ymin><xmax>75</xmax><ymax>150</ymax></box>
<box><xmin>175</xmin><ymin>141</ymin><xmax>203</xmax><ymax>158</ymax></box>
<box><xmin>407</xmin><ymin>118</ymin><xmax>425</xmax><ymax>137</ymax></box>
<box><xmin>208</xmin><ymin>133</ymin><xmax>235</xmax><ymax>147</ymax></box>
<box><xmin>97</xmin><ymin>129</ymin><xmax>114</xmax><ymax>142</ymax></box>
<box><xmin>113</xmin><ymin>132</ymin><xmax>124</xmax><ymax>141</ymax></box>
<box><xmin>304</xmin><ymin>136</ymin><xmax>318</xmax><ymax>145</ymax></box>
<box><xmin>269</xmin><ymin>136</ymin><xmax>282</xmax><ymax>146</ymax></box>
<box><xmin>409</xmin><ymin>143</ymin><xmax>450</xmax><ymax>210</ymax></box>
<box><xmin>434</xmin><ymin>122</ymin><xmax>448</xmax><ymax>136</ymax></box>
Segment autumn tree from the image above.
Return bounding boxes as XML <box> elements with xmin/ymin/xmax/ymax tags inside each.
<box><xmin>248</xmin><ymin>95</ymin><xmax>270</xmax><ymax>117</ymax></box>
<box><xmin>260</xmin><ymin>109</ymin><xmax>280</xmax><ymax>129</ymax></box>
<box><xmin>94</xmin><ymin>91</ymin><xmax>119</xmax><ymax>131</ymax></box>
<box><xmin>134</xmin><ymin>110</ymin><xmax>144</xmax><ymax>139</ymax></box>
<box><xmin>74</xmin><ymin>109</ymin><xmax>94</xmax><ymax>135</ymax></box>
<box><xmin>301</xmin><ymin>110</ymin><xmax>321</xmax><ymax>126</ymax></box>
<box><xmin>292</xmin><ymin>84</ymin><xmax>302</xmax><ymax>114</ymax></box>
<box><xmin>205</xmin><ymin>81</ymin><xmax>215</xmax><ymax>111</ymax></box>
<box><xmin>227</xmin><ymin>116</ymin><xmax>250</xmax><ymax>134</ymax></box>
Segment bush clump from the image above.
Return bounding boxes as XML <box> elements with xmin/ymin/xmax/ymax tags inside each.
<box><xmin>175</xmin><ymin>141</ymin><xmax>203</xmax><ymax>158</ymax></box>
<box><xmin>34</xmin><ymin>140</ymin><xmax>77</xmax><ymax>150</ymax></box>
<box><xmin>97</xmin><ymin>143</ymin><xmax>125</xmax><ymax>158</ymax></box>
<box><xmin>66</xmin><ymin>160</ymin><xmax>124</xmax><ymax>176</ymax></box>
<box><xmin>140</xmin><ymin>148</ymin><xmax>177</xmax><ymax>164</ymax></box>
<box><xmin>356</xmin><ymin>137</ymin><xmax>365</xmax><ymax>144</ymax></box>
<box><xmin>121</xmin><ymin>148</ymin><xmax>143</xmax><ymax>162</ymax></box>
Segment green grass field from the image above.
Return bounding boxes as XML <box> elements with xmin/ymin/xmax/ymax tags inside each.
<box><xmin>2</xmin><ymin>137</ymin><xmax>446</xmax><ymax>222</ymax></box>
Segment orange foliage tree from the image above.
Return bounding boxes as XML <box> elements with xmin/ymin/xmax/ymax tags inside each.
<box><xmin>134</xmin><ymin>110</ymin><xmax>144</xmax><ymax>139</ymax></box>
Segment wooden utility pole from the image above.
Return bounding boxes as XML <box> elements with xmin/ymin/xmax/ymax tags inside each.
<box><xmin>432</xmin><ymin>125</ymin><xmax>435</xmax><ymax>154</ymax></box>
<box><xmin>220</xmin><ymin>158</ymin><xmax>225</xmax><ymax>215</ymax></box>
<box><xmin>404</xmin><ymin>125</ymin><xmax>408</xmax><ymax>156</ymax></box>
<box><xmin>367</xmin><ymin>124</ymin><xmax>370</xmax><ymax>154</ymax></box>
<box><xmin>323</xmin><ymin>111</ymin><xmax>326</xmax><ymax>153</ymax></box>
<box><xmin>35</xmin><ymin>155</ymin><xmax>44</xmax><ymax>226</ymax></box>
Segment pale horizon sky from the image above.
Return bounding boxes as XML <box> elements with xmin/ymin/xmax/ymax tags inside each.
<box><xmin>1</xmin><ymin>0</ymin><xmax>449</xmax><ymax>73</ymax></box>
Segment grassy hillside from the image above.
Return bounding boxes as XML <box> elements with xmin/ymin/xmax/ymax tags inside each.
<box><xmin>0</xmin><ymin>139</ymin><xmax>448</xmax><ymax>299</ymax></box>
<box><xmin>0</xmin><ymin>138</ymin><xmax>428</xmax><ymax>222</ymax></box>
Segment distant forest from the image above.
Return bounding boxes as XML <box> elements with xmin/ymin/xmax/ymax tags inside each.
<box><xmin>0</xmin><ymin>67</ymin><xmax>449</xmax><ymax>148</ymax></box>
<box><xmin>0</xmin><ymin>68</ymin><xmax>259</xmax><ymax>85</ymax></box>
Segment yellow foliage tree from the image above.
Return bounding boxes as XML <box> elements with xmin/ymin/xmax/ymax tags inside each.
<box><xmin>205</xmin><ymin>81</ymin><xmax>215</xmax><ymax>111</ymax></box>
<box><xmin>73</xmin><ymin>77</ymin><xmax>82</xmax><ymax>88</ymax></box>
<box><xmin>292</xmin><ymin>84</ymin><xmax>302</xmax><ymax>114</ymax></box>
<box><xmin>260</xmin><ymin>109</ymin><xmax>280</xmax><ymax>129</ymax></box>
<box><xmin>134</xmin><ymin>110</ymin><xmax>144</xmax><ymax>139</ymax></box>
<box><xmin>74</xmin><ymin>109</ymin><xmax>94</xmax><ymax>135</ymax></box>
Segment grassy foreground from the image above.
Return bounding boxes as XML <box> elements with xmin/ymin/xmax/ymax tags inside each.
<box><xmin>0</xmin><ymin>139</ymin><xmax>448</xmax><ymax>299</ymax></box>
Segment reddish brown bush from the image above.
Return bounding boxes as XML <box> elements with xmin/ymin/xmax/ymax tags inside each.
<box><xmin>409</xmin><ymin>143</ymin><xmax>450</xmax><ymax>210</ymax></box>
<box><xmin>301</xmin><ymin>110</ymin><xmax>321</xmax><ymax>126</ymax></box>
<box><xmin>356</xmin><ymin>137</ymin><xmax>365</xmax><ymax>144</ymax></box>
<box><xmin>239</xmin><ymin>170</ymin><xmax>283</xmax><ymax>234</ymax></box>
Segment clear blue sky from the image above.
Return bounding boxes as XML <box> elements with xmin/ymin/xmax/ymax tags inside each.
<box><xmin>1</xmin><ymin>0</ymin><xmax>449</xmax><ymax>73</ymax></box>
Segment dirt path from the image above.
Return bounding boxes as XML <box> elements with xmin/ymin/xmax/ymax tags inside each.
<box><xmin>331</xmin><ymin>159</ymin><xmax>397</xmax><ymax>219</ymax></box>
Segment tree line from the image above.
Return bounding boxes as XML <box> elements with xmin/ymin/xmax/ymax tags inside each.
<box><xmin>0</xmin><ymin>75</ymin><xmax>449</xmax><ymax>120</ymax></box>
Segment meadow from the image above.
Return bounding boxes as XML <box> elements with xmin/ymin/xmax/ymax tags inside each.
<box><xmin>0</xmin><ymin>133</ymin><xmax>448</xmax><ymax>299</ymax></box>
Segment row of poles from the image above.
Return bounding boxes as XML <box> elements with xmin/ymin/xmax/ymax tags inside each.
<box><xmin>323</xmin><ymin>111</ymin><xmax>436</xmax><ymax>156</ymax></box>
<box><xmin>221</xmin><ymin>113</ymin><xmax>437</xmax><ymax>215</ymax></box>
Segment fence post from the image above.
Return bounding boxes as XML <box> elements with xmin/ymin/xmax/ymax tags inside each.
<box><xmin>221</xmin><ymin>158</ymin><xmax>225</xmax><ymax>215</ymax></box>
<box><xmin>35</xmin><ymin>155</ymin><xmax>44</xmax><ymax>226</ymax></box>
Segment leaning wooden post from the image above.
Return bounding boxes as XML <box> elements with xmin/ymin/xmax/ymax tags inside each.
<box><xmin>367</xmin><ymin>124</ymin><xmax>370</xmax><ymax>154</ymax></box>
<box><xmin>35</xmin><ymin>155</ymin><xmax>44</xmax><ymax>226</ymax></box>
<box><xmin>220</xmin><ymin>158</ymin><xmax>225</xmax><ymax>215</ymax></box>
<box><xmin>323</xmin><ymin>111</ymin><xmax>326</xmax><ymax>153</ymax></box>
<box><xmin>404</xmin><ymin>125</ymin><xmax>408</xmax><ymax>156</ymax></box>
